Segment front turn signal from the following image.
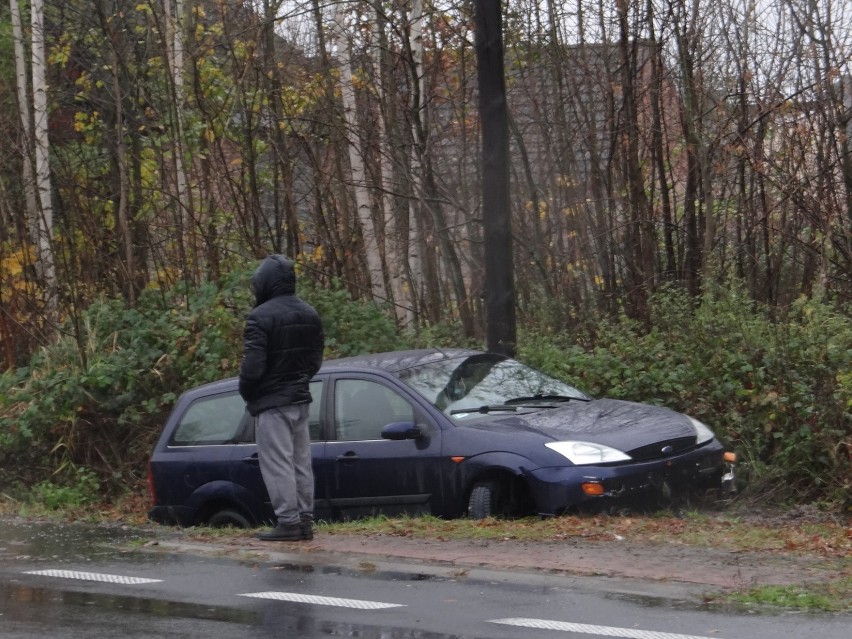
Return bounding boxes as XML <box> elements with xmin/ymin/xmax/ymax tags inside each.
<box><xmin>581</xmin><ymin>482</ymin><xmax>605</xmax><ymax>496</ymax></box>
<box><xmin>723</xmin><ymin>451</ymin><xmax>737</xmax><ymax>463</ymax></box>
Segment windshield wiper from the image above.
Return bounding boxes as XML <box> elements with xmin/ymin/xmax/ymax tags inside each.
<box><xmin>450</xmin><ymin>405</ymin><xmax>522</xmax><ymax>415</ymax></box>
<box><xmin>504</xmin><ymin>394</ymin><xmax>581</xmax><ymax>405</ymax></box>
<box><xmin>449</xmin><ymin>394</ymin><xmax>585</xmax><ymax>415</ymax></box>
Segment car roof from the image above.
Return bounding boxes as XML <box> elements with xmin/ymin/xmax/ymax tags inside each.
<box><xmin>319</xmin><ymin>347</ymin><xmax>484</xmax><ymax>374</ymax></box>
<box><xmin>186</xmin><ymin>348</ymin><xmax>486</xmax><ymax>395</ymax></box>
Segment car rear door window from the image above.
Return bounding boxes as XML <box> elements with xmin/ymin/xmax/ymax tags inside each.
<box><xmin>170</xmin><ymin>391</ymin><xmax>248</xmax><ymax>445</ymax></box>
<box><xmin>308</xmin><ymin>380</ymin><xmax>324</xmax><ymax>439</ymax></box>
<box><xmin>170</xmin><ymin>380</ymin><xmax>325</xmax><ymax>446</ymax></box>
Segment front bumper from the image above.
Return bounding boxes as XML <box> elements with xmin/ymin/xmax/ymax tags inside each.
<box><xmin>527</xmin><ymin>441</ymin><xmax>727</xmax><ymax>515</ymax></box>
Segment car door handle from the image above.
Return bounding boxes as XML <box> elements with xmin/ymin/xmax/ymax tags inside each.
<box><xmin>243</xmin><ymin>454</ymin><xmax>260</xmax><ymax>466</ymax></box>
<box><xmin>336</xmin><ymin>452</ymin><xmax>360</xmax><ymax>462</ymax></box>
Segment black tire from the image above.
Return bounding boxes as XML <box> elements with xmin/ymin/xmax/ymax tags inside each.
<box><xmin>468</xmin><ymin>481</ymin><xmax>502</xmax><ymax>520</ymax></box>
<box><xmin>206</xmin><ymin>508</ymin><xmax>252</xmax><ymax>529</ymax></box>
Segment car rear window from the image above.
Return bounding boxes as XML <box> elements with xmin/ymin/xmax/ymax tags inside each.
<box><xmin>170</xmin><ymin>380</ymin><xmax>325</xmax><ymax>445</ymax></box>
<box><xmin>171</xmin><ymin>391</ymin><xmax>250</xmax><ymax>446</ymax></box>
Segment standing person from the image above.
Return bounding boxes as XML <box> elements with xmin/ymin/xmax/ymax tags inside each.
<box><xmin>239</xmin><ymin>255</ymin><xmax>325</xmax><ymax>541</ymax></box>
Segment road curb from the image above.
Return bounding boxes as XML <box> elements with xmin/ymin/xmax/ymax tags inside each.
<box><xmin>143</xmin><ymin>538</ymin><xmax>740</xmax><ymax>607</ymax></box>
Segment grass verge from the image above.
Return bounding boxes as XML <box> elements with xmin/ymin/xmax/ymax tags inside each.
<box><xmin>710</xmin><ymin>579</ymin><xmax>852</xmax><ymax>613</ymax></box>
<box><xmin>317</xmin><ymin>511</ymin><xmax>850</xmax><ymax>557</ymax></box>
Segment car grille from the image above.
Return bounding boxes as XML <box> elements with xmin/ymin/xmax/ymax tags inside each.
<box><xmin>627</xmin><ymin>436</ymin><xmax>696</xmax><ymax>461</ymax></box>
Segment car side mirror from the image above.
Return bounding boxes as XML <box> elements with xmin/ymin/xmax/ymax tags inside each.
<box><xmin>381</xmin><ymin>421</ymin><xmax>423</xmax><ymax>440</ymax></box>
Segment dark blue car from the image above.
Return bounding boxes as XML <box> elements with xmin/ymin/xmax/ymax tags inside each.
<box><xmin>147</xmin><ymin>349</ymin><xmax>734</xmax><ymax>527</ymax></box>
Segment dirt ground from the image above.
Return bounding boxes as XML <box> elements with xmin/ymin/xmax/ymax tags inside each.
<box><xmin>167</xmin><ymin>507</ymin><xmax>851</xmax><ymax>597</ymax></box>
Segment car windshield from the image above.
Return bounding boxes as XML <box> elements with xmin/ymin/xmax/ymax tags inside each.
<box><xmin>397</xmin><ymin>354</ymin><xmax>590</xmax><ymax>419</ymax></box>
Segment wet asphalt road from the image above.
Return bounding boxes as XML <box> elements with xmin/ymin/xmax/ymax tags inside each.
<box><xmin>0</xmin><ymin>517</ymin><xmax>849</xmax><ymax>639</ymax></box>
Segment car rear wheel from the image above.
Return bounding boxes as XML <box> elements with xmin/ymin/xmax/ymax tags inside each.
<box><xmin>206</xmin><ymin>508</ymin><xmax>252</xmax><ymax>529</ymax></box>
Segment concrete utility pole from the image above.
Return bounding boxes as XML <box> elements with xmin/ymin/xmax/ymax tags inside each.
<box><xmin>474</xmin><ymin>0</ymin><xmax>516</xmax><ymax>356</ymax></box>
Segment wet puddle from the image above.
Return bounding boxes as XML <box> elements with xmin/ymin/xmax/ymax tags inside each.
<box><xmin>0</xmin><ymin>516</ymin><xmax>154</xmax><ymax>564</ymax></box>
<box><xmin>0</xmin><ymin>517</ymin><xmax>468</xmax><ymax>638</ymax></box>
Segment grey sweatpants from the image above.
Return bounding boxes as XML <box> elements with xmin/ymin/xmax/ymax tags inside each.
<box><xmin>256</xmin><ymin>403</ymin><xmax>314</xmax><ymax>526</ymax></box>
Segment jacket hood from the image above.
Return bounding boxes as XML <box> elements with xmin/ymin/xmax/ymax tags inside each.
<box><xmin>252</xmin><ymin>255</ymin><xmax>296</xmax><ymax>305</ymax></box>
<box><xmin>463</xmin><ymin>398</ymin><xmax>697</xmax><ymax>451</ymax></box>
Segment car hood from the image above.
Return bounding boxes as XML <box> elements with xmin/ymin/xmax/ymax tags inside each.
<box><xmin>463</xmin><ymin>398</ymin><xmax>697</xmax><ymax>451</ymax></box>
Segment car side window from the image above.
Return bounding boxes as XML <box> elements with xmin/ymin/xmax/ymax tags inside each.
<box><xmin>308</xmin><ymin>379</ymin><xmax>323</xmax><ymax>440</ymax></box>
<box><xmin>334</xmin><ymin>379</ymin><xmax>414</xmax><ymax>441</ymax></box>
<box><xmin>172</xmin><ymin>380</ymin><xmax>325</xmax><ymax>446</ymax></box>
<box><xmin>239</xmin><ymin>379</ymin><xmax>325</xmax><ymax>442</ymax></box>
<box><xmin>171</xmin><ymin>391</ymin><xmax>247</xmax><ymax>446</ymax></box>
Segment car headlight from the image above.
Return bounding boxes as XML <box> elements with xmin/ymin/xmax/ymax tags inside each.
<box><xmin>689</xmin><ymin>416</ymin><xmax>716</xmax><ymax>444</ymax></box>
<box><xmin>545</xmin><ymin>441</ymin><xmax>631</xmax><ymax>465</ymax></box>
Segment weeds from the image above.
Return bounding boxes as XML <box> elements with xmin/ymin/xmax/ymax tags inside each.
<box><xmin>318</xmin><ymin>511</ymin><xmax>850</xmax><ymax>556</ymax></box>
<box><xmin>717</xmin><ymin>580</ymin><xmax>852</xmax><ymax>612</ymax></box>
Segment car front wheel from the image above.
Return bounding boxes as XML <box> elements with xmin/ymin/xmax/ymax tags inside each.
<box><xmin>468</xmin><ymin>481</ymin><xmax>502</xmax><ymax>519</ymax></box>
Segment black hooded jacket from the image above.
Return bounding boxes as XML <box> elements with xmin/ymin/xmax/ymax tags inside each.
<box><xmin>238</xmin><ymin>255</ymin><xmax>325</xmax><ymax>416</ymax></box>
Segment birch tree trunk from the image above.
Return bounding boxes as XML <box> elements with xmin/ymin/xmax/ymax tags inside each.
<box><xmin>30</xmin><ymin>0</ymin><xmax>57</xmax><ymax>310</ymax></box>
<box><xmin>406</xmin><ymin>0</ymin><xmax>426</xmax><ymax>315</ymax></box>
<box><xmin>165</xmin><ymin>0</ymin><xmax>192</xmax><ymax>280</ymax></box>
<box><xmin>9</xmin><ymin>0</ymin><xmax>38</xmax><ymax>240</ymax></box>
<box><xmin>646</xmin><ymin>0</ymin><xmax>676</xmax><ymax>280</ymax></box>
<box><xmin>371</xmin><ymin>4</ymin><xmax>411</xmax><ymax>324</ymax></box>
<box><xmin>332</xmin><ymin>2</ymin><xmax>388</xmax><ymax>302</ymax></box>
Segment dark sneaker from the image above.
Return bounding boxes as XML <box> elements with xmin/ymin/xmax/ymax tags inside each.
<box><xmin>255</xmin><ymin>523</ymin><xmax>303</xmax><ymax>541</ymax></box>
<box><xmin>300</xmin><ymin>521</ymin><xmax>314</xmax><ymax>540</ymax></box>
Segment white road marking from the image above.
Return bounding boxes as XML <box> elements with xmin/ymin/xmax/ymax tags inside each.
<box><xmin>23</xmin><ymin>569</ymin><xmax>162</xmax><ymax>585</ymax></box>
<box><xmin>489</xmin><ymin>618</ymin><xmax>723</xmax><ymax>639</ymax></box>
<box><xmin>238</xmin><ymin>591</ymin><xmax>405</xmax><ymax>609</ymax></box>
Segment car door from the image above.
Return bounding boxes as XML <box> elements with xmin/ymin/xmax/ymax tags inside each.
<box><xmin>151</xmin><ymin>387</ymin><xmax>265</xmax><ymax>524</ymax></box>
<box><xmin>228</xmin><ymin>378</ymin><xmax>327</xmax><ymax>523</ymax></box>
<box><xmin>321</xmin><ymin>375</ymin><xmax>444</xmax><ymax>519</ymax></box>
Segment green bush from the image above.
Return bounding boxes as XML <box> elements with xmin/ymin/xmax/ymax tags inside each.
<box><xmin>1</xmin><ymin>272</ymin><xmax>849</xmax><ymax>510</ymax></box>
<box><xmin>299</xmin><ymin>277</ymin><xmax>409</xmax><ymax>357</ymax></box>
<box><xmin>31</xmin><ymin>467</ymin><xmax>100</xmax><ymax>511</ymax></box>
<box><xmin>0</xmin><ymin>266</ymin><xmax>409</xmax><ymax>498</ymax></box>
<box><xmin>0</xmin><ymin>276</ymin><xmax>251</xmax><ymax>494</ymax></box>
